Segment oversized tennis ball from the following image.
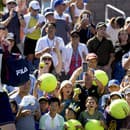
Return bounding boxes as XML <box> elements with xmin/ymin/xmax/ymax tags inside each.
<box><xmin>85</xmin><ymin>119</ymin><xmax>104</xmax><ymax>130</ymax></box>
<box><xmin>109</xmin><ymin>99</ymin><xmax>130</xmax><ymax>119</ymax></box>
<box><xmin>65</xmin><ymin>119</ymin><xmax>82</xmax><ymax>130</ymax></box>
<box><xmin>38</xmin><ymin>73</ymin><xmax>57</xmax><ymax>92</ymax></box>
<box><xmin>93</xmin><ymin>70</ymin><xmax>109</xmax><ymax>86</ymax></box>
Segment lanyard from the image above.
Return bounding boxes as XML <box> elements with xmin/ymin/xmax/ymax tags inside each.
<box><xmin>73</xmin><ymin>47</ymin><xmax>79</xmax><ymax>67</ymax></box>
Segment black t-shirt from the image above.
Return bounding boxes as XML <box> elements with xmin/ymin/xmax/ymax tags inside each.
<box><xmin>87</xmin><ymin>36</ymin><xmax>114</xmax><ymax>66</ymax></box>
<box><xmin>76</xmin><ymin>84</ymin><xmax>100</xmax><ymax>112</ymax></box>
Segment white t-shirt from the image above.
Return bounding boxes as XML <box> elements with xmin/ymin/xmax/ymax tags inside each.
<box><xmin>35</xmin><ymin>35</ymin><xmax>65</xmax><ymax>66</ymax></box>
<box><xmin>39</xmin><ymin>112</ymin><xmax>64</xmax><ymax>130</ymax></box>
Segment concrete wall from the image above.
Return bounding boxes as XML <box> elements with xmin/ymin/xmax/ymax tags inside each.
<box><xmin>87</xmin><ymin>0</ymin><xmax>130</xmax><ymax>23</ymax></box>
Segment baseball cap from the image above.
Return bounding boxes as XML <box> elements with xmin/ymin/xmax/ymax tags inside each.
<box><xmin>41</xmin><ymin>53</ymin><xmax>52</xmax><ymax>59</ymax></box>
<box><xmin>86</xmin><ymin>53</ymin><xmax>98</xmax><ymax>60</ymax></box>
<box><xmin>96</xmin><ymin>22</ymin><xmax>106</xmax><ymax>29</ymax></box>
<box><xmin>124</xmin><ymin>88</ymin><xmax>130</xmax><ymax>95</ymax></box>
<box><xmin>108</xmin><ymin>79</ymin><xmax>120</xmax><ymax>88</ymax></box>
<box><xmin>110</xmin><ymin>91</ymin><xmax>122</xmax><ymax>98</ymax></box>
<box><xmin>70</xmin><ymin>29</ymin><xmax>79</xmax><ymax>36</ymax></box>
<box><xmin>29</xmin><ymin>0</ymin><xmax>40</xmax><ymax>10</ymax></box>
<box><xmin>6</xmin><ymin>33</ymin><xmax>15</xmax><ymax>40</ymax></box>
<box><xmin>54</xmin><ymin>0</ymin><xmax>65</xmax><ymax>8</ymax></box>
<box><xmin>6</xmin><ymin>0</ymin><xmax>17</xmax><ymax>4</ymax></box>
<box><xmin>38</xmin><ymin>96</ymin><xmax>49</xmax><ymax>102</ymax></box>
<box><xmin>44</xmin><ymin>7</ymin><xmax>54</xmax><ymax>17</ymax></box>
<box><xmin>125</xmin><ymin>17</ymin><xmax>130</xmax><ymax>24</ymax></box>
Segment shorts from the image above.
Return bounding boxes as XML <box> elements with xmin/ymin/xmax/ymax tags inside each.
<box><xmin>24</xmin><ymin>37</ymin><xmax>37</xmax><ymax>56</ymax></box>
<box><xmin>0</xmin><ymin>92</ymin><xmax>15</xmax><ymax>126</ymax></box>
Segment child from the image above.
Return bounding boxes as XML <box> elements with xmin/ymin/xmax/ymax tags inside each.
<box><xmin>39</xmin><ymin>97</ymin><xmax>64</xmax><ymax>130</ymax></box>
<box><xmin>78</xmin><ymin>96</ymin><xmax>106</xmax><ymax>128</ymax></box>
<box><xmin>65</xmin><ymin>104</ymin><xmax>83</xmax><ymax>130</ymax></box>
<box><xmin>104</xmin><ymin>91</ymin><xmax>123</xmax><ymax>130</ymax></box>
<box><xmin>38</xmin><ymin>96</ymin><xmax>49</xmax><ymax>115</ymax></box>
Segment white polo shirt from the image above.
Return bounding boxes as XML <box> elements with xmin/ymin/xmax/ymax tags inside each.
<box><xmin>39</xmin><ymin>112</ymin><xmax>64</xmax><ymax>130</ymax></box>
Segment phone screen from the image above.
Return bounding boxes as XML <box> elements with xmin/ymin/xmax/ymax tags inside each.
<box><xmin>82</xmin><ymin>62</ymin><xmax>88</xmax><ymax>72</ymax></box>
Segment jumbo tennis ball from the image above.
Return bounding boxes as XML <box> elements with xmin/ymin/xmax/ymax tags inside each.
<box><xmin>38</xmin><ymin>73</ymin><xmax>57</xmax><ymax>92</ymax></box>
<box><xmin>85</xmin><ymin>119</ymin><xmax>104</xmax><ymax>130</ymax></box>
<box><xmin>109</xmin><ymin>99</ymin><xmax>130</xmax><ymax>119</ymax></box>
<box><xmin>65</xmin><ymin>119</ymin><xmax>82</xmax><ymax>130</ymax></box>
<box><xmin>93</xmin><ymin>70</ymin><xmax>109</xmax><ymax>86</ymax></box>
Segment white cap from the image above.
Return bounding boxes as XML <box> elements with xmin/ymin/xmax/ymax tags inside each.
<box><xmin>60</xmin><ymin>80</ymin><xmax>72</xmax><ymax>90</ymax></box>
<box><xmin>29</xmin><ymin>0</ymin><xmax>40</xmax><ymax>10</ymax></box>
<box><xmin>6</xmin><ymin>0</ymin><xmax>17</xmax><ymax>4</ymax></box>
<box><xmin>124</xmin><ymin>88</ymin><xmax>130</xmax><ymax>95</ymax></box>
<box><xmin>125</xmin><ymin>17</ymin><xmax>130</xmax><ymax>23</ymax></box>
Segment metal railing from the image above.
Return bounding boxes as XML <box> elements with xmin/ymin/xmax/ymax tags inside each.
<box><xmin>105</xmin><ymin>4</ymin><xmax>126</xmax><ymax>23</ymax></box>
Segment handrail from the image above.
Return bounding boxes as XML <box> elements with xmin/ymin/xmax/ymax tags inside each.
<box><xmin>105</xmin><ymin>4</ymin><xmax>126</xmax><ymax>23</ymax></box>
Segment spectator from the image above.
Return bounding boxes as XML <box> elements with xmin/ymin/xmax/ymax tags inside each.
<box><xmin>122</xmin><ymin>50</ymin><xmax>130</xmax><ymax>70</ymax></box>
<box><xmin>70</xmin><ymin>0</ymin><xmax>88</xmax><ymax>24</ymax></box>
<box><xmin>39</xmin><ymin>97</ymin><xmax>64</xmax><ymax>130</ymax></box>
<box><xmin>59</xmin><ymin>80</ymin><xmax>74</xmax><ymax>118</ymax></box>
<box><xmin>2</xmin><ymin>0</ymin><xmax>25</xmax><ymax>44</ymax></box>
<box><xmin>106</xmin><ymin>17</ymin><xmax>120</xmax><ymax>46</ymax></box>
<box><xmin>104</xmin><ymin>91</ymin><xmax>123</xmax><ymax>130</ymax></box>
<box><xmin>87</xmin><ymin>22</ymin><xmax>115</xmax><ymax>79</ymax></box>
<box><xmin>78</xmin><ymin>96</ymin><xmax>106</xmax><ymax>129</ymax></box>
<box><xmin>23</xmin><ymin>0</ymin><xmax>44</xmax><ymax>71</ymax></box>
<box><xmin>74</xmin><ymin>10</ymin><xmax>96</xmax><ymax>44</ymax></box>
<box><xmin>121</xmin><ymin>87</ymin><xmax>130</xmax><ymax>129</ymax></box>
<box><xmin>53</xmin><ymin>0</ymin><xmax>72</xmax><ymax>44</ymax></box>
<box><xmin>10</xmin><ymin>80</ymin><xmax>41</xmax><ymax>130</ymax></box>
<box><xmin>41</xmin><ymin>7</ymin><xmax>55</xmax><ymax>36</ymax></box>
<box><xmin>112</xmin><ymin>28</ymin><xmax>130</xmax><ymax>82</ymax></box>
<box><xmin>35</xmin><ymin>22</ymin><xmax>63</xmax><ymax>71</ymax></box>
<box><xmin>63</xmin><ymin>29</ymin><xmax>88</xmax><ymax>79</ymax></box>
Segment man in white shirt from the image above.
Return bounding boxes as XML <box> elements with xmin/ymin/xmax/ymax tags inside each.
<box><xmin>35</xmin><ymin>22</ymin><xmax>65</xmax><ymax>67</ymax></box>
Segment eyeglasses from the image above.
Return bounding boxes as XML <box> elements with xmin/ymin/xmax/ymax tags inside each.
<box><xmin>71</xmin><ymin>35</ymin><xmax>79</xmax><ymax>38</ymax></box>
<box><xmin>42</xmin><ymin>57</ymin><xmax>52</xmax><ymax>61</ymax></box>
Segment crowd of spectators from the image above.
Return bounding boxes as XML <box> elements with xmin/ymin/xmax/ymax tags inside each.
<box><xmin>0</xmin><ymin>0</ymin><xmax>130</xmax><ymax>130</ymax></box>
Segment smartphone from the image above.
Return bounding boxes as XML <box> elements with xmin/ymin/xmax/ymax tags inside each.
<box><xmin>82</xmin><ymin>62</ymin><xmax>88</xmax><ymax>72</ymax></box>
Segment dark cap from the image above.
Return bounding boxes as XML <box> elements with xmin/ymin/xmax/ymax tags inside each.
<box><xmin>54</xmin><ymin>0</ymin><xmax>65</xmax><ymax>8</ymax></box>
<box><xmin>44</xmin><ymin>7</ymin><xmax>54</xmax><ymax>17</ymax></box>
<box><xmin>96</xmin><ymin>22</ymin><xmax>106</xmax><ymax>29</ymax></box>
<box><xmin>38</xmin><ymin>96</ymin><xmax>49</xmax><ymax>102</ymax></box>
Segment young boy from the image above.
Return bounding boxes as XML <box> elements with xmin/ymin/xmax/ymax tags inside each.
<box><xmin>78</xmin><ymin>96</ymin><xmax>106</xmax><ymax>128</ymax></box>
<box><xmin>39</xmin><ymin>97</ymin><xmax>64</xmax><ymax>130</ymax></box>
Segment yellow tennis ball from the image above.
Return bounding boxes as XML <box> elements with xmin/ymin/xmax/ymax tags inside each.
<box><xmin>38</xmin><ymin>73</ymin><xmax>57</xmax><ymax>92</ymax></box>
<box><xmin>65</xmin><ymin>119</ymin><xmax>82</xmax><ymax>130</ymax></box>
<box><xmin>109</xmin><ymin>99</ymin><xmax>130</xmax><ymax>119</ymax></box>
<box><xmin>93</xmin><ymin>70</ymin><xmax>109</xmax><ymax>86</ymax></box>
<box><xmin>39</xmin><ymin>61</ymin><xmax>45</xmax><ymax>68</ymax></box>
<box><xmin>85</xmin><ymin>119</ymin><xmax>104</xmax><ymax>130</ymax></box>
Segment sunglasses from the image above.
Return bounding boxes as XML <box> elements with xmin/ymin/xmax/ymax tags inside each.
<box><xmin>8</xmin><ymin>2</ymin><xmax>16</xmax><ymax>5</ymax></box>
<box><xmin>71</xmin><ymin>35</ymin><xmax>79</xmax><ymax>38</ymax></box>
<box><xmin>42</xmin><ymin>57</ymin><xmax>52</xmax><ymax>61</ymax></box>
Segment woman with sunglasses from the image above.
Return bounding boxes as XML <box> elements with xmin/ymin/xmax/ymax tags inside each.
<box><xmin>63</xmin><ymin>29</ymin><xmax>88</xmax><ymax>79</ymax></box>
